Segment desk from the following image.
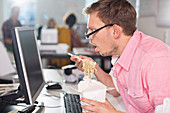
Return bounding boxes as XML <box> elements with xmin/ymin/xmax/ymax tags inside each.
<box><xmin>40</xmin><ymin>47</ymin><xmax>111</xmax><ymax>72</ymax></box>
<box><xmin>0</xmin><ymin>69</ymin><xmax>127</xmax><ymax>113</ymax></box>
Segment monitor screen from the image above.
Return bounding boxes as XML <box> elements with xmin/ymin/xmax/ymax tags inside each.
<box><xmin>41</xmin><ymin>29</ymin><xmax>58</xmax><ymax>44</ymax></box>
<box><xmin>12</xmin><ymin>27</ymin><xmax>45</xmax><ymax>105</ymax></box>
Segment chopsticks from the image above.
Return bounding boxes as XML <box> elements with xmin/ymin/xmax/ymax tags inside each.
<box><xmin>67</xmin><ymin>53</ymin><xmax>84</xmax><ymax>61</ymax></box>
<box><xmin>67</xmin><ymin>53</ymin><xmax>96</xmax><ymax>66</ymax></box>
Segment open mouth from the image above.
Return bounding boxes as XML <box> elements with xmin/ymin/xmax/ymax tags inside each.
<box><xmin>95</xmin><ymin>47</ymin><xmax>98</xmax><ymax>52</ymax></box>
<box><xmin>94</xmin><ymin>46</ymin><xmax>99</xmax><ymax>52</ymax></box>
<box><xmin>90</xmin><ymin>44</ymin><xmax>99</xmax><ymax>53</ymax></box>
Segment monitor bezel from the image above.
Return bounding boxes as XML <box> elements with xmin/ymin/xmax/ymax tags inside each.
<box><xmin>12</xmin><ymin>27</ymin><xmax>45</xmax><ymax>105</ymax></box>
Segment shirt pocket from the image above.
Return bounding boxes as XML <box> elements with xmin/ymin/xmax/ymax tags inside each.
<box><xmin>127</xmin><ymin>89</ymin><xmax>154</xmax><ymax>113</ymax></box>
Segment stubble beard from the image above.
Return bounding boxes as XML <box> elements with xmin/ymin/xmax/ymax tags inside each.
<box><xmin>100</xmin><ymin>46</ymin><xmax>118</xmax><ymax>57</ymax></box>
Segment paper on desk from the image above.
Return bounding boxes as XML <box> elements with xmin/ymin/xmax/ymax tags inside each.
<box><xmin>8</xmin><ymin>109</ymin><xmax>19</xmax><ymax>113</ymax></box>
<box><xmin>0</xmin><ymin>42</ymin><xmax>16</xmax><ymax>76</ymax></box>
<box><xmin>0</xmin><ymin>83</ymin><xmax>19</xmax><ymax>95</ymax></box>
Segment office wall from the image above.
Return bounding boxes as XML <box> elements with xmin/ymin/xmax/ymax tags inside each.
<box><xmin>1</xmin><ymin>0</ymin><xmax>170</xmax><ymax>45</ymax></box>
<box><xmin>138</xmin><ymin>17</ymin><xmax>169</xmax><ymax>42</ymax></box>
<box><xmin>138</xmin><ymin>0</ymin><xmax>170</xmax><ymax>45</ymax></box>
<box><xmin>36</xmin><ymin>0</ymin><xmax>86</xmax><ymax>26</ymax></box>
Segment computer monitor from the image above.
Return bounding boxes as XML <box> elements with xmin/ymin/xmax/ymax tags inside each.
<box><xmin>41</xmin><ymin>29</ymin><xmax>58</xmax><ymax>44</ymax></box>
<box><xmin>12</xmin><ymin>27</ymin><xmax>45</xmax><ymax>105</ymax></box>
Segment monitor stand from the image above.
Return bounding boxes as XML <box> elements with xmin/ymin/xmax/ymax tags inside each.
<box><xmin>0</xmin><ymin>85</ymin><xmax>44</xmax><ymax>113</ymax></box>
<box><xmin>0</xmin><ymin>101</ymin><xmax>44</xmax><ymax>113</ymax></box>
<box><xmin>18</xmin><ymin>102</ymin><xmax>44</xmax><ymax>113</ymax></box>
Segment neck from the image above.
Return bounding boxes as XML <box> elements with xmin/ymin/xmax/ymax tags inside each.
<box><xmin>118</xmin><ymin>35</ymin><xmax>132</xmax><ymax>56</ymax></box>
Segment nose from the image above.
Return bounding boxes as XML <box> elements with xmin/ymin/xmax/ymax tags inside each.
<box><xmin>85</xmin><ymin>29</ymin><xmax>94</xmax><ymax>43</ymax></box>
<box><xmin>89</xmin><ymin>35</ymin><xmax>94</xmax><ymax>44</ymax></box>
<box><xmin>89</xmin><ymin>35</ymin><xmax>93</xmax><ymax>41</ymax></box>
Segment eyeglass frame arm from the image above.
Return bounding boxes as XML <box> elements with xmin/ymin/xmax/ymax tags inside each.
<box><xmin>85</xmin><ymin>24</ymin><xmax>114</xmax><ymax>38</ymax></box>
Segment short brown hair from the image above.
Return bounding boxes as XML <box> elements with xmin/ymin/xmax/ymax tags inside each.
<box><xmin>84</xmin><ymin>0</ymin><xmax>136</xmax><ymax>36</ymax></box>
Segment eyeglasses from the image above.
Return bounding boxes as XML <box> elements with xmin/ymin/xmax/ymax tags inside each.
<box><xmin>85</xmin><ymin>24</ymin><xmax>114</xmax><ymax>39</ymax></box>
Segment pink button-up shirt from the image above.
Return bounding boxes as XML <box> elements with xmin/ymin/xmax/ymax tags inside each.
<box><xmin>110</xmin><ymin>30</ymin><xmax>170</xmax><ymax>113</ymax></box>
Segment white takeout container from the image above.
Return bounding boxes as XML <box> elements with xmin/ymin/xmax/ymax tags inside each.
<box><xmin>78</xmin><ymin>78</ymin><xmax>107</xmax><ymax>102</ymax></box>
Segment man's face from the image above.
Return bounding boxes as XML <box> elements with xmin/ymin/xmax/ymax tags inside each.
<box><xmin>87</xmin><ymin>12</ymin><xmax>118</xmax><ymax>56</ymax></box>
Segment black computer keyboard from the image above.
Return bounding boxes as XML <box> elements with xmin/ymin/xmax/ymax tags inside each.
<box><xmin>63</xmin><ymin>93</ymin><xmax>82</xmax><ymax>113</ymax></box>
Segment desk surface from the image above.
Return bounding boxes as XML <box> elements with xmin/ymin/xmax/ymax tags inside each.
<box><xmin>0</xmin><ymin>69</ymin><xmax>127</xmax><ymax>113</ymax></box>
<box><xmin>40</xmin><ymin>69</ymin><xmax>128</xmax><ymax>113</ymax></box>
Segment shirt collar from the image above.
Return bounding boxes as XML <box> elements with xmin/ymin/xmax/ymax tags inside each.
<box><xmin>117</xmin><ymin>30</ymin><xmax>141</xmax><ymax>71</ymax></box>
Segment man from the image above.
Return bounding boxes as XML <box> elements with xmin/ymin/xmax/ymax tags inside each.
<box><xmin>70</xmin><ymin>0</ymin><xmax>170</xmax><ymax>113</ymax></box>
<box><xmin>2</xmin><ymin>5</ymin><xmax>22</xmax><ymax>52</ymax></box>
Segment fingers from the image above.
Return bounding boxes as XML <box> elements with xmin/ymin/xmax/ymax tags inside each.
<box><xmin>82</xmin><ymin>112</ymin><xmax>95</xmax><ymax>113</ymax></box>
<box><xmin>80</xmin><ymin>97</ymin><xmax>95</xmax><ymax>111</ymax></box>
<box><xmin>70</xmin><ymin>55</ymin><xmax>79</xmax><ymax>62</ymax></box>
<box><xmin>81</xmin><ymin>98</ymin><xmax>111</xmax><ymax>107</ymax></box>
<box><xmin>79</xmin><ymin>55</ymin><xmax>94</xmax><ymax>62</ymax></box>
<box><xmin>81</xmin><ymin>104</ymin><xmax>96</xmax><ymax>112</ymax></box>
<box><xmin>70</xmin><ymin>55</ymin><xmax>94</xmax><ymax>63</ymax></box>
<box><xmin>105</xmin><ymin>98</ymin><xmax>112</xmax><ymax>106</ymax></box>
<box><xmin>105</xmin><ymin>98</ymin><xmax>109</xmax><ymax>102</ymax></box>
<box><xmin>70</xmin><ymin>55</ymin><xmax>82</xmax><ymax>67</ymax></box>
<box><xmin>81</xmin><ymin>97</ymin><xmax>99</xmax><ymax>106</ymax></box>
<box><xmin>81</xmin><ymin>97</ymin><xmax>102</xmax><ymax>112</ymax></box>
<box><xmin>81</xmin><ymin>98</ymin><xmax>117</xmax><ymax>113</ymax></box>
<box><xmin>70</xmin><ymin>55</ymin><xmax>96</xmax><ymax>72</ymax></box>
<box><xmin>70</xmin><ymin>55</ymin><xmax>83</xmax><ymax>71</ymax></box>
<box><xmin>75</xmin><ymin>60</ymin><xmax>83</xmax><ymax>71</ymax></box>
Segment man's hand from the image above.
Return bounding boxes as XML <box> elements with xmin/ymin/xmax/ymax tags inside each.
<box><xmin>70</xmin><ymin>55</ymin><xmax>95</xmax><ymax>72</ymax></box>
<box><xmin>81</xmin><ymin>97</ymin><xmax>124</xmax><ymax>113</ymax></box>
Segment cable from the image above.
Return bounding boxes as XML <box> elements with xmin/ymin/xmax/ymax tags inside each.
<box><xmin>14</xmin><ymin>103</ymin><xmax>61</xmax><ymax>108</ymax></box>
<box><xmin>35</xmin><ymin>101</ymin><xmax>62</xmax><ymax>108</ymax></box>
<box><xmin>37</xmin><ymin>105</ymin><xmax>62</xmax><ymax>108</ymax></box>
<box><xmin>15</xmin><ymin>103</ymin><xmax>62</xmax><ymax>111</ymax></box>
<box><xmin>42</xmin><ymin>93</ymin><xmax>60</xmax><ymax>99</ymax></box>
<box><xmin>18</xmin><ymin>105</ymin><xmax>36</xmax><ymax>113</ymax></box>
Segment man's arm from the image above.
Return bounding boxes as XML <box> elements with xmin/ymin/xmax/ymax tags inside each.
<box><xmin>70</xmin><ymin>55</ymin><xmax>120</xmax><ymax>97</ymax></box>
<box><xmin>2</xmin><ymin>22</ymin><xmax>12</xmax><ymax>45</ymax></box>
<box><xmin>94</xmin><ymin>64</ymin><xmax>120</xmax><ymax>97</ymax></box>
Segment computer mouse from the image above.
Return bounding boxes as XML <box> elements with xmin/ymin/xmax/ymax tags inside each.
<box><xmin>46</xmin><ymin>83</ymin><xmax>62</xmax><ymax>90</ymax></box>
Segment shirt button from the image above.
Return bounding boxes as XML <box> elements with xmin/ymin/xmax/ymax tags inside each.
<box><xmin>129</xmin><ymin>105</ymin><xmax>132</xmax><ymax>108</ymax></box>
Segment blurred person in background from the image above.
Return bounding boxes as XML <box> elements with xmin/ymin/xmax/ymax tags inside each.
<box><xmin>2</xmin><ymin>5</ymin><xmax>22</xmax><ymax>53</ymax></box>
<box><xmin>47</xmin><ymin>18</ymin><xmax>56</xmax><ymax>29</ymax></box>
<box><xmin>37</xmin><ymin>18</ymin><xmax>56</xmax><ymax>40</ymax></box>
<box><xmin>63</xmin><ymin>12</ymin><xmax>88</xmax><ymax>48</ymax></box>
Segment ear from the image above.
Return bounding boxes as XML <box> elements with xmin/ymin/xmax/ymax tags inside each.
<box><xmin>111</xmin><ymin>25</ymin><xmax>121</xmax><ymax>39</ymax></box>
